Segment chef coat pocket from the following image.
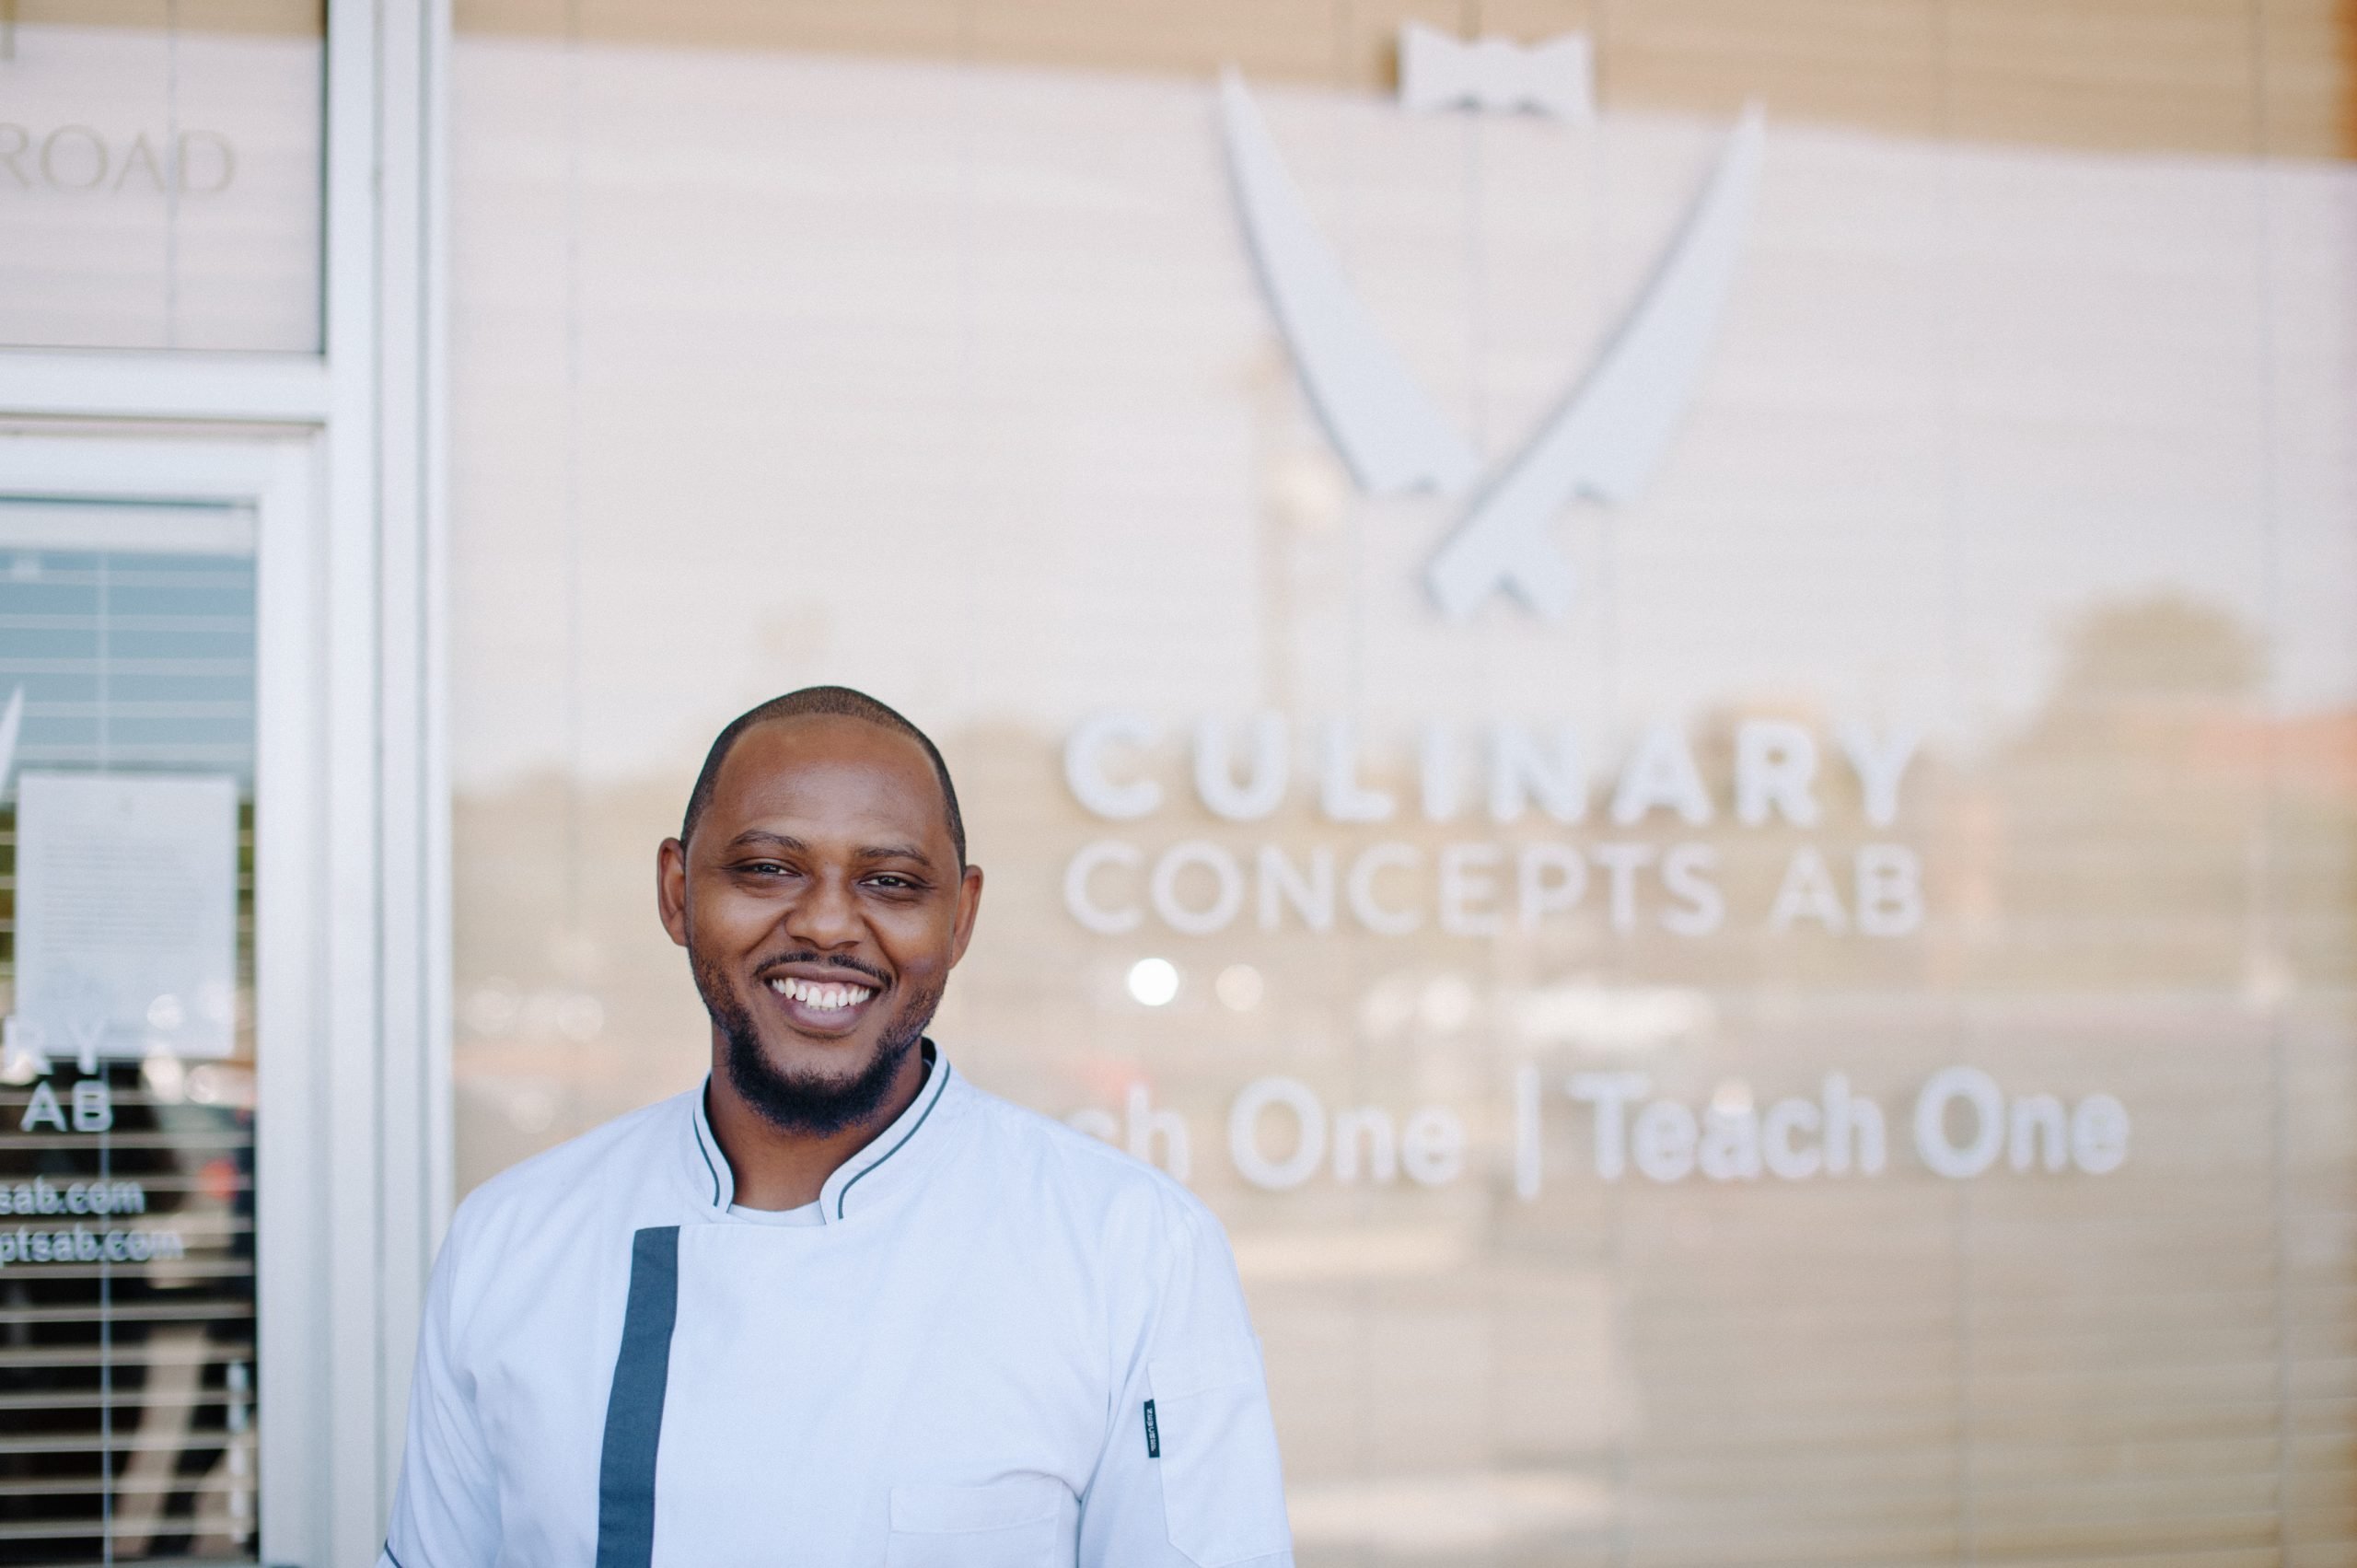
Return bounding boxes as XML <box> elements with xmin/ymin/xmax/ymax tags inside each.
<box><xmin>1147</xmin><ymin>1351</ymin><xmax>1292</xmax><ymax>1566</ymax></box>
<box><xmin>885</xmin><ymin>1476</ymin><xmax>1062</xmax><ymax>1568</ymax></box>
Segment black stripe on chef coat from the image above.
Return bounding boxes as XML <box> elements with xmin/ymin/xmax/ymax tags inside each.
<box><xmin>597</xmin><ymin>1225</ymin><xmax>681</xmax><ymax>1568</ymax></box>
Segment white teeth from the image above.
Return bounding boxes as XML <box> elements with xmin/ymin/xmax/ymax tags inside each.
<box><xmin>767</xmin><ymin>976</ymin><xmax>875</xmax><ymax>1012</ymax></box>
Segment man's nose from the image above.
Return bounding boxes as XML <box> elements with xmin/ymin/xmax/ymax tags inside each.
<box><xmin>783</xmin><ymin>869</ymin><xmax>862</xmax><ymax>947</ymax></box>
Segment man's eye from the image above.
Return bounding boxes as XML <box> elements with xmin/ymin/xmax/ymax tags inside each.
<box><xmin>867</xmin><ymin>875</ymin><xmax>916</xmax><ymax>890</ymax></box>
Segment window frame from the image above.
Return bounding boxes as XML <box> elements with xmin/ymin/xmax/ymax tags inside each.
<box><xmin>0</xmin><ymin>3</ymin><xmax>449</xmax><ymax>1563</ymax></box>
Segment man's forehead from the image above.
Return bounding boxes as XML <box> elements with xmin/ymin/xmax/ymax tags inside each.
<box><xmin>708</xmin><ymin>715</ymin><xmax>946</xmax><ymax>827</ymax></box>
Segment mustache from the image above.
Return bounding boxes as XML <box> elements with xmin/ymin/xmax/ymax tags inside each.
<box><xmin>751</xmin><ymin>950</ymin><xmax>890</xmax><ymax>990</ymax></box>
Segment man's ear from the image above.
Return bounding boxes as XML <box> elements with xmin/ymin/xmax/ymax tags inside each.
<box><xmin>657</xmin><ymin>837</ymin><xmax>691</xmax><ymax>948</ymax></box>
<box><xmin>947</xmin><ymin>864</ymin><xmax>984</xmax><ymax>968</ymax></box>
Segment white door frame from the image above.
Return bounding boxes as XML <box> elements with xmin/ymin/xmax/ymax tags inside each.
<box><xmin>0</xmin><ymin>4</ymin><xmax>451</xmax><ymax>1564</ymax></box>
<box><xmin>0</xmin><ymin>429</ymin><xmax>347</xmax><ymax>1565</ymax></box>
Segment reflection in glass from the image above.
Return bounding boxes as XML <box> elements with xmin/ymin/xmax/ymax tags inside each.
<box><xmin>0</xmin><ymin>2</ymin><xmax>323</xmax><ymax>351</ymax></box>
<box><xmin>0</xmin><ymin>523</ymin><xmax>260</xmax><ymax>1563</ymax></box>
<box><xmin>442</xmin><ymin>16</ymin><xmax>2357</xmax><ymax>1562</ymax></box>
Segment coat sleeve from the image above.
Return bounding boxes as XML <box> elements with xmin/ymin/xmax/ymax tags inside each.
<box><xmin>383</xmin><ymin>1206</ymin><xmax>502</xmax><ymax>1568</ymax></box>
<box><xmin>1076</xmin><ymin>1196</ymin><xmax>1293</xmax><ymax>1568</ymax></box>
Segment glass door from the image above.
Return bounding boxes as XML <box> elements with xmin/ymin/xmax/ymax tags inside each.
<box><xmin>0</xmin><ymin>492</ymin><xmax>265</xmax><ymax>1565</ymax></box>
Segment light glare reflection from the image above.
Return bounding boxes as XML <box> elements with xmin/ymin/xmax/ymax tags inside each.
<box><xmin>1126</xmin><ymin>958</ymin><xmax>1179</xmax><ymax>1007</ymax></box>
<box><xmin>1215</xmin><ymin>964</ymin><xmax>1264</xmax><ymax>1011</ymax></box>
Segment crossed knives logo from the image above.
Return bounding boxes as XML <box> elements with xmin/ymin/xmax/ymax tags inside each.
<box><xmin>1216</xmin><ymin>42</ymin><xmax>1764</xmax><ymax>621</ymax></box>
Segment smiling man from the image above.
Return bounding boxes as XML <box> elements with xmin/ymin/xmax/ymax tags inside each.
<box><xmin>382</xmin><ymin>687</ymin><xmax>1293</xmax><ymax>1568</ymax></box>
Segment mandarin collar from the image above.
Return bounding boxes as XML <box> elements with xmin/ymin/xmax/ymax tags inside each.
<box><xmin>683</xmin><ymin>1040</ymin><xmax>958</xmax><ymax>1225</ymax></box>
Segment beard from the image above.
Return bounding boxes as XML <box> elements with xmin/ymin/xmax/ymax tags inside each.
<box><xmin>692</xmin><ymin>946</ymin><xmax>944</xmax><ymax>1137</ymax></box>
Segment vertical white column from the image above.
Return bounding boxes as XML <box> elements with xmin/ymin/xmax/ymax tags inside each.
<box><xmin>313</xmin><ymin>0</ymin><xmax>448</xmax><ymax>1562</ymax></box>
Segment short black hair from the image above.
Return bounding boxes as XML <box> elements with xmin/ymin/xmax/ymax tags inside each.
<box><xmin>679</xmin><ymin>686</ymin><xmax>966</xmax><ymax>866</ymax></box>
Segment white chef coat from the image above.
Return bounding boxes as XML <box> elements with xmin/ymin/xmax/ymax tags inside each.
<box><xmin>381</xmin><ymin>1044</ymin><xmax>1294</xmax><ymax>1568</ymax></box>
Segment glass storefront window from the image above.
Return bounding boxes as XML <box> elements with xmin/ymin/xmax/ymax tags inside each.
<box><xmin>0</xmin><ymin>505</ymin><xmax>260</xmax><ymax>1563</ymax></box>
<box><xmin>443</xmin><ymin>11</ymin><xmax>2357</xmax><ymax>1560</ymax></box>
<box><xmin>0</xmin><ymin>2</ymin><xmax>324</xmax><ymax>352</ymax></box>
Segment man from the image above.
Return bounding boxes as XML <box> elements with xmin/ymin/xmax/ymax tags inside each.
<box><xmin>383</xmin><ymin>687</ymin><xmax>1293</xmax><ymax>1567</ymax></box>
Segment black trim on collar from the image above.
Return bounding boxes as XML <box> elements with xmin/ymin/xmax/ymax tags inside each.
<box><xmin>690</xmin><ymin>1094</ymin><xmax>723</xmax><ymax>1207</ymax></box>
<box><xmin>834</xmin><ymin>1055</ymin><xmax>952</xmax><ymax>1220</ymax></box>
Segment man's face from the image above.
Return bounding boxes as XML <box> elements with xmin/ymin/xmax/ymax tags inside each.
<box><xmin>657</xmin><ymin>715</ymin><xmax>981</xmax><ymax>1132</ymax></box>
